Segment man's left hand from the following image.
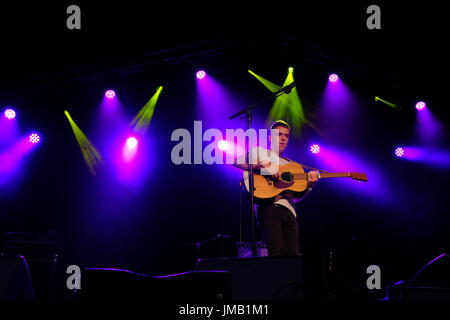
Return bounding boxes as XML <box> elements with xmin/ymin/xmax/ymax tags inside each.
<box><xmin>307</xmin><ymin>171</ymin><xmax>319</xmax><ymax>187</ymax></box>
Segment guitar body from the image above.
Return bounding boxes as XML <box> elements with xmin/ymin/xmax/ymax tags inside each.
<box><xmin>244</xmin><ymin>162</ymin><xmax>308</xmax><ymax>199</ymax></box>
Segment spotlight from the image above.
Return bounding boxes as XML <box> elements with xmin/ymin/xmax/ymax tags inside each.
<box><xmin>105</xmin><ymin>90</ymin><xmax>116</xmax><ymax>99</ymax></box>
<box><xmin>29</xmin><ymin>133</ymin><xmax>40</xmax><ymax>144</ymax></box>
<box><xmin>126</xmin><ymin>137</ymin><xmax>138</xmax><ymax>149</ymax></box>
<box><xmin>288</xmin><ymin>67</ymin><xmax>294</xmax><ymax>73</ymax></box>
<box><xmin>395</xmin><ymin>147</ymin><xmax>404</xmax><ymax>158</ymax></box>
<box><xmin>123</xmin><ymin>136</ymin><xmax>139</xmax><ymax>163</ymax></box>
<box><xmin>310</xmin><ymin>144</ymin><xmax>321</xmax><ymax>154</ymax></box>
<box><xmin>218</xmin><ymin>140</ymin><xmax>229</xmax><ymax>151</ymax></box>
<box><xmin>328</xmin><ymin>74</ymin><xmax>339</xmax><ymax>83</ymax></box>
<box><xmin>196</xmin><ymin>70</ymin><xmax>206</xmax><ymax>80</ymax></box>
<box><xmin>4</xmin><ymin>108</ymin><xmax>16</xmax><ymax>120</ymax></box>
<box><xmin>416</xmin><ymin>101</ymin><xmax>426</xmax><ymax>111</ymax></box>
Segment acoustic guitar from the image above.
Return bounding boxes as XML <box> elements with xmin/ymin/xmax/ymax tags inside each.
<box><xmin>243</xmin><ymin>161</ymin><xmax>368</xmax><ymax>199</ymax></box>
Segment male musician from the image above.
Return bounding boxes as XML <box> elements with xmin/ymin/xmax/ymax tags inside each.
<box><xmin>234</xmin><ymin>120</ymin><xmax>318</xmax><ymax>256</ymax></box>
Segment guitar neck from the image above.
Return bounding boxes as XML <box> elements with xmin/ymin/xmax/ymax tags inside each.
<box><xmin>294</xmin><ymin>172</ymin><xmax>352</xmax><ymax>179</ymax></box>
<box><xmin>319</xmin><ymin>172</ymin><xmax>352</xmax><ymax>179</ymax></box>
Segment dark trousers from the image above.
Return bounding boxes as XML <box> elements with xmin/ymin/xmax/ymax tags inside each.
<box><xmin>258</xmin><ymin>204</ymin><xmax>300</xmax><ymax>257</ymax></box>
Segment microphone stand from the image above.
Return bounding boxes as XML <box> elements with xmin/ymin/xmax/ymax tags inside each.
<box><xmin>229</xmin><ymin>82</ymin><xmax>295</xmax><ymax>255</ymax></box>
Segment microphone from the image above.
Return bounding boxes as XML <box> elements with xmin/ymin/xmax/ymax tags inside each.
<box><xmin>274</xmin><ymin>81</ymin><xmax>296</xmax><ymax>95</ymax></box>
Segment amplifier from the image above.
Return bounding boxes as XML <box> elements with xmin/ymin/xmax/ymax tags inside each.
<box><xmin>196</xmin><ymin>255</ymin><xmax>303</xmax><ymax>300</ymax></box>
<box><xmin>0</xmin><ymin>255</ymin><xmax>34</xmax><ymax>300</ymax></box>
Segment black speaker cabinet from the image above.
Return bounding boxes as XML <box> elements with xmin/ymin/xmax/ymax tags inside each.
<box><xmin>196</xmin><ymin>255</ymin><xmax>303</xmax><ymax>300</ymax></box>
<box><xmin>405</xmin><ymin>253</ymin><xmax>450</xmax><ymax>300</ymax></box>
<box><xmin>80</xmin><ymin>268</ymin><xmax>231</xmax><ymax>301</ymax></box>
<box><xmin>409</xmin><ymin>253</ymin><xmax>450</xmax><ymax>288</ymax></box>
<box><xmin>387</xmin><ymin>254</ymin><xmax>450</xmax><ymax>300</ymax></box>
<box><xmin>0</xmin><ymin>255</ymin><xmax>34</xmax><ymax>300</ymax></box>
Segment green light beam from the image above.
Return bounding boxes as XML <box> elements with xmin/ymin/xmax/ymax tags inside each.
<box><xmin>248</xmin><ymin>70</ymin><xmax>281</xmax><ymax>93</ymax></box>
<box><xmin>64</xmin><ymin>110</ymin><xmax>102</xmax><ymax>176</ymax></box>
<box><xmin>375</xmin><ymin>96</ymin><xmax>402</xmax><ymax>110</ymax></box>
<box><xmin>267</xmin><ymin>70</ymin><xmax>306</xmax><ymax>135</ymax></box>
<box><xmin>131</xmin><ymin>86</ymin><xmax>163</xmax><ymax>134</ymax></box>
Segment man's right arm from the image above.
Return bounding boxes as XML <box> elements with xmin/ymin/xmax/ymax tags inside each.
<box><xmin>233</xmin><ymin>159</ymin><xmax>281</xmax><ymax>180</ymax></box>
<box><xmin>232</xmin><ymin>147</ymin><xmax>277</xmax><ymax>176</ymax></box>
<box><xmin>233</xmin><ymin>148</ymin><xmax>258</xmax><ymax>171</ymax></box>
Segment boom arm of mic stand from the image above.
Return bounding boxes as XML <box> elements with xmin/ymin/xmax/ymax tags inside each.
<box><xmin>229</xmin><ymin>84</ymin><xmax>292</xmax><ymax>120</ymax></box>
<box><xmin>229</xmin><ymin>97</ymin><xmax>265</xmax><ymax>120</ymax></box>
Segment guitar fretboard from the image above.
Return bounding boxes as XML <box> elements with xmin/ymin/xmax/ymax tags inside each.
<box><xmin>293</xmin><ymin>172</ymin><xmax>351</xmax><ymax>179</ymax></box>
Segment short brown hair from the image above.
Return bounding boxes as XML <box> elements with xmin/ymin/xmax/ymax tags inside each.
<box><xmin>270</xmin><ymin>120</ymin><xmax>291</xmax><ymax>131</ymax></box>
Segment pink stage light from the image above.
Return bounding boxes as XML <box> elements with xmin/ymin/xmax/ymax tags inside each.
<box><xmin>415</xmin><ymin>101</ymin><xmax>426</xmax><ymax>111</ymax></box>
<box><xmin>196</xmin><ymin>70</ymin><xmax>206</xmax><ymax>80</ymax></box>
<box><xmin>218</xmin><ymin>140</ymin><xmax>229</xmax><ymax>151</ymax></box>
<box><xmin>4</xmin><ymin>108</ymin><xmax>16</xmax><ymax>120</ymax></box>
<box><xmin>29</xmin><ymin>133</ymin><xmax>40</xmax><ymax>144</ymax></box>
<box><xmin>105</xmin><ymin>90</ymin><xmax>116</xmax><ymax>99</ymax></box>
<box><xmin>122</xmin><ymin>136</ymin><xmax>139</xmax><ymax>163</ymax></box>
<box><xmin>328</xmin><ymin>74</ymin><xmax>339</xmax><ymax>83</ymax></box>
<box><xmin>395</xmin><ymin>147</ymin><xmax>405</xmax><ymax>158</ymax></box>
<box><xmin>310</xmin><ymin>144</ymin><xmax>321</xmax><ymax>154</ymax></box>
<box><xmin>126</xmin><ymin>137</ymin><xmax>138</xmax><ymax>149</ymax></box>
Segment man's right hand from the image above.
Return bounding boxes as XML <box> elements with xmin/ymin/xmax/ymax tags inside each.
<box><xmin>254</xmin><ymin>161</ymin><xmax>279</xmax><ymax>180</ymax></box>
<box><xmin>237</xmin><ymin>161</ymin><xmax>279</xmax><ymax>180</ymax></box>
<box><xmin>253</xmin><ymin>160</ymin><xmax>270</xmax><ymax>171</ymax></box>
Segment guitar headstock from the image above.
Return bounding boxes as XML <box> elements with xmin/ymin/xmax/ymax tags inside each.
<box><xmin>350</xmin><ymin>173</ymin><xmax>368</xmax><ymax>182</ymax></box>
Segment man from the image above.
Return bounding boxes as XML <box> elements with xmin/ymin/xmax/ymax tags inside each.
<box><xmin>234</xmin><ymin>120</ymin><xmax>318</xmax><ymax>256</ymax></box>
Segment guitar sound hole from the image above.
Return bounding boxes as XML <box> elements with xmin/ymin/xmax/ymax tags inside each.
<box><xmin>281</xmin><ymin>172</ymin><xmax>293</xmax><ymax>182</ymax></box>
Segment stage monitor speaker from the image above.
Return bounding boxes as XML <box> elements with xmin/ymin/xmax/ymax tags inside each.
<box><xmin>80</xmin><ymin>268</ymin><xmax>231</xmax><ymax>301</ymax></box>
<box><xmin>0</xmin><ymin>255</ymin><xmax>34</xmax><ymax>300</ymax></box>
<box><xmin>387</xmin><ymin>253</ymin><xmax>450</xmax><ymax>300</ymax></box>
<box><xmin>196</xmin><ymin>255</ymin><xmax>303</xmax><ymax>300</ymax></box>
<box><xmin>404</xmin><ymin>253</ymin><xmax>450</xmax><ymax>300</ymax></box>
<box><xmin>408</xmin><ymin>253</ymin><xmax>450</xmax><ymax>288</ymax></box>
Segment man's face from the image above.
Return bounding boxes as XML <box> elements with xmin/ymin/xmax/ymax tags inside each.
<box><xmin>270</xmin><ymin>125</ymin><xmax>290</xmax><ymax>155</ymax></box>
